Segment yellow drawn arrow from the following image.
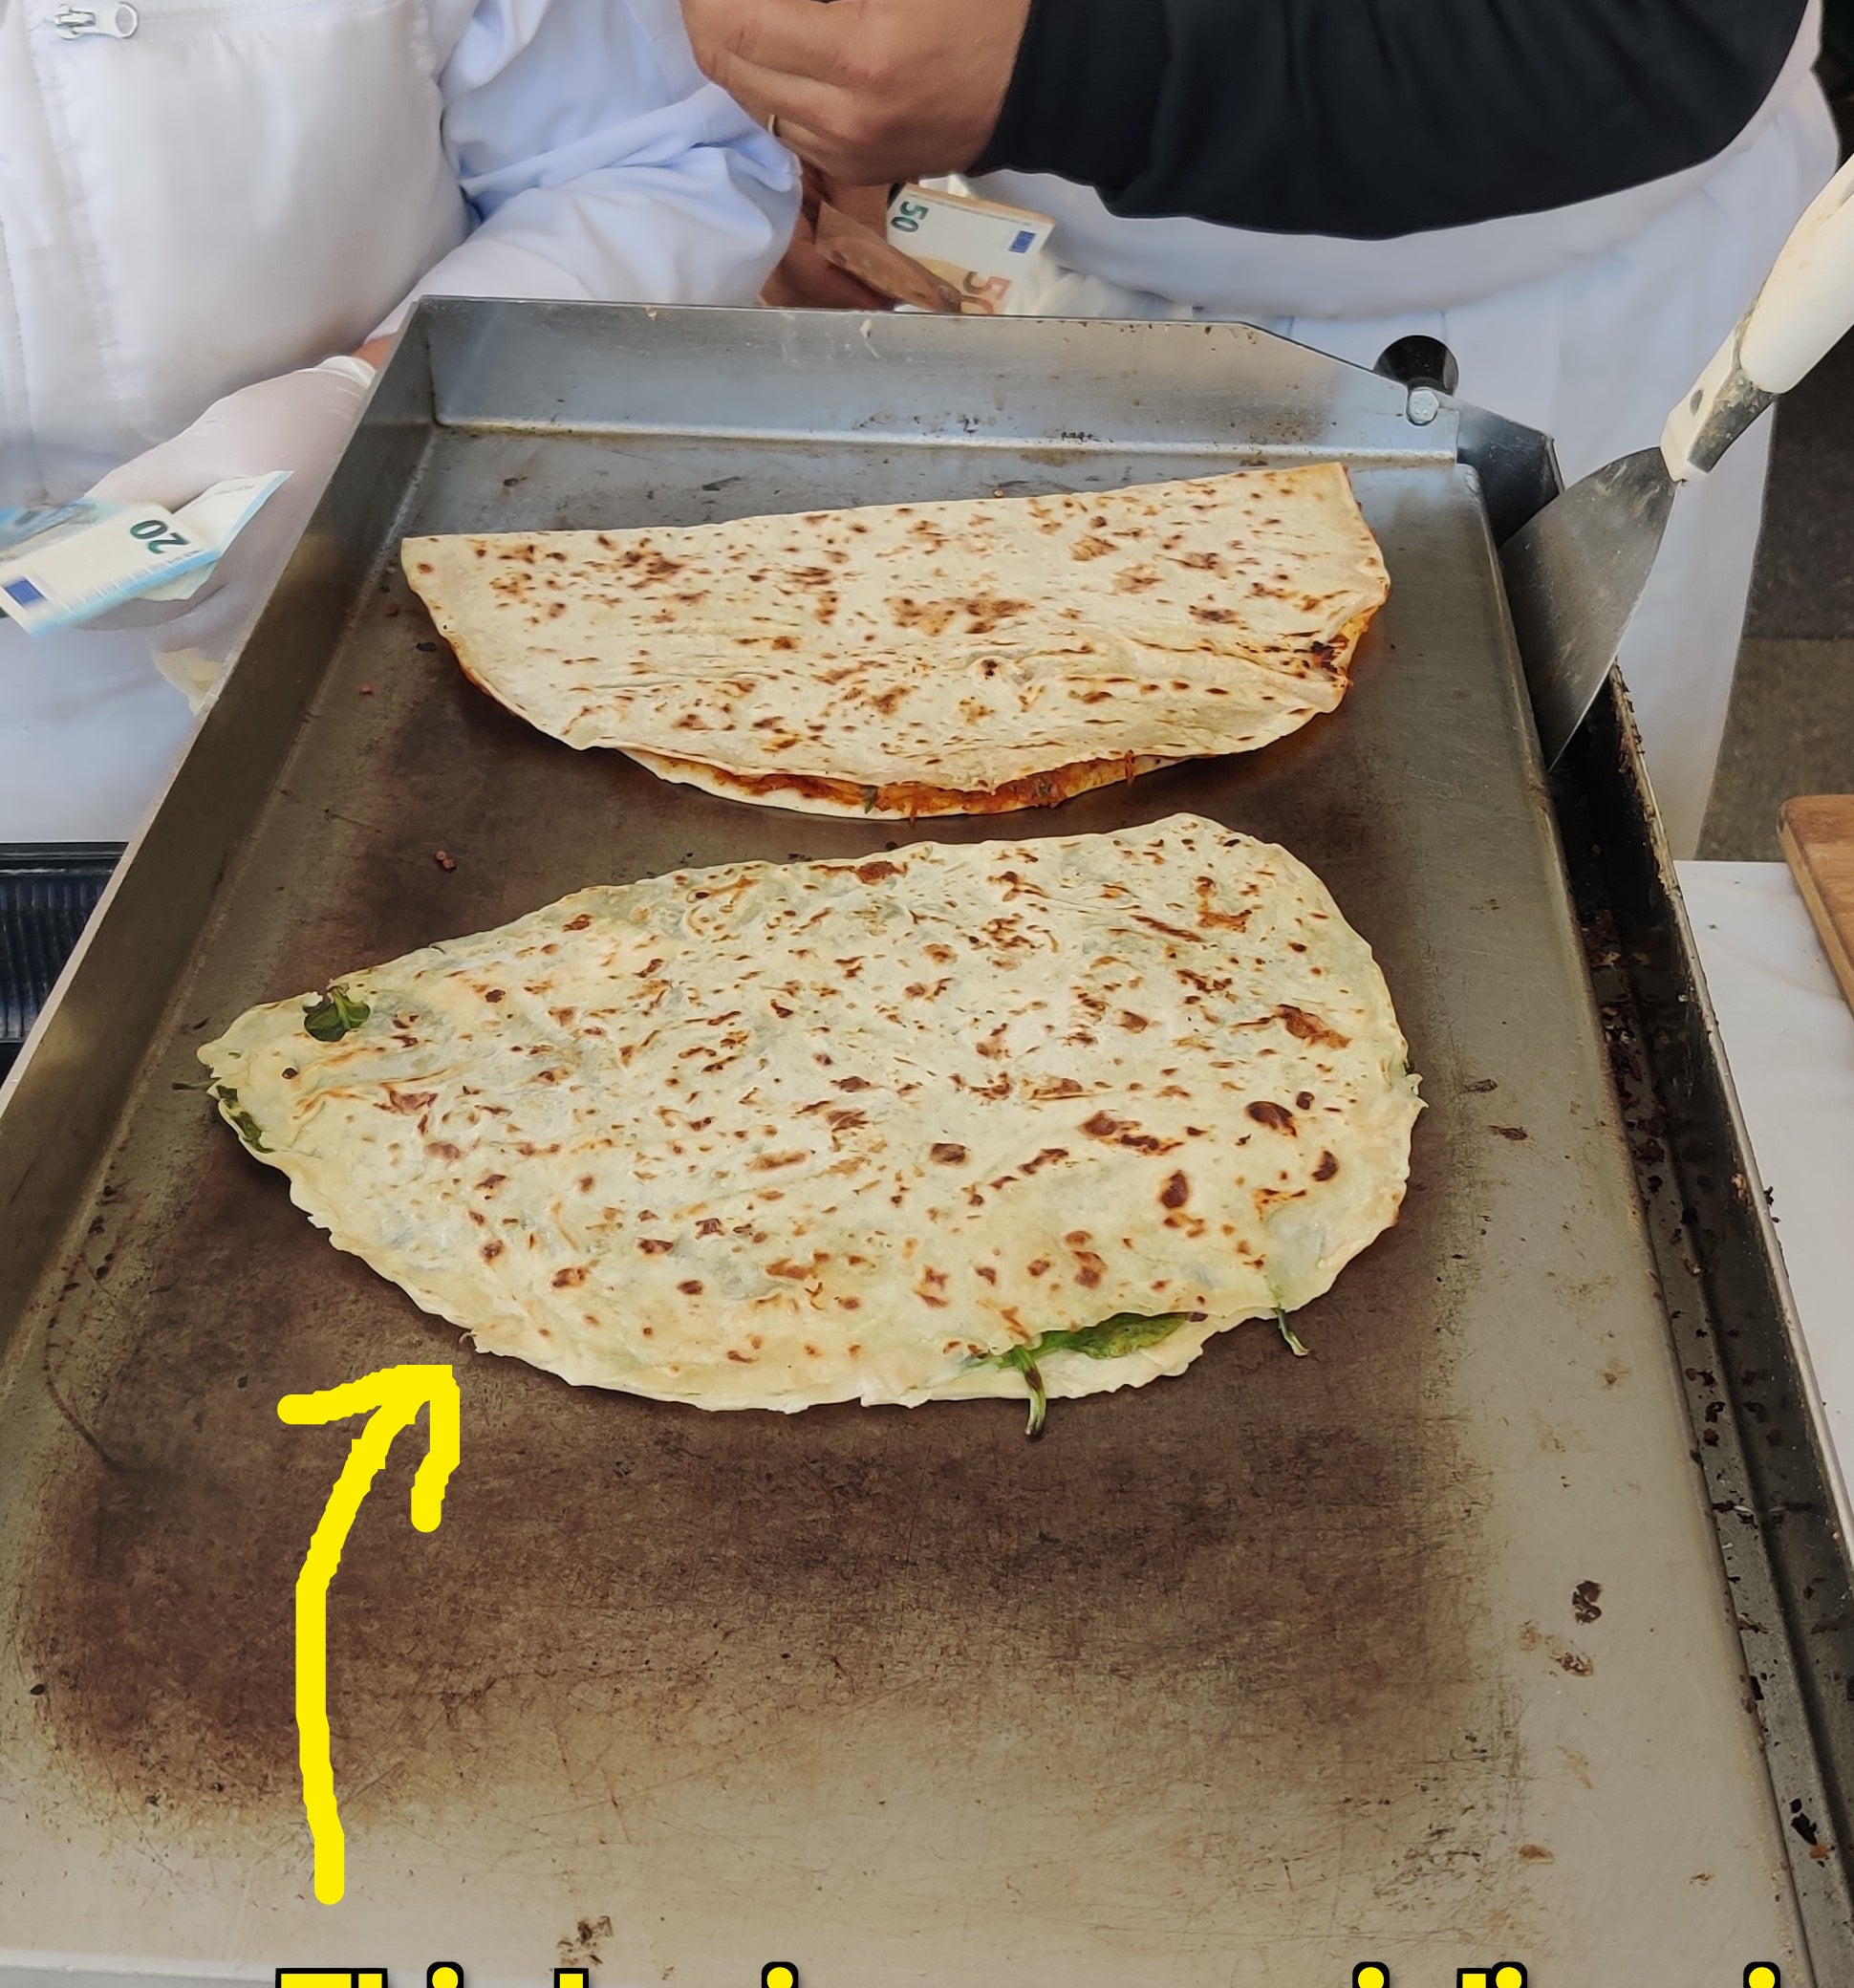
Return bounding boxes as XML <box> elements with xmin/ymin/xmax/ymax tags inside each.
<box><xmin>278</xmin><ymin>1362</ymin><xmax>461</xmax><ymax>1905</ymax></box>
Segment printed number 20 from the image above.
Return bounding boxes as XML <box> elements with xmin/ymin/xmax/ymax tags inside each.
<box><xmin>130</xmin><ymin>518</ymin><xmax>187</xmax><ymax>553</ymax></box>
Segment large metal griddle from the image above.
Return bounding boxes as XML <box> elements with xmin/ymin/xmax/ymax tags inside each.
<box><xmin>0</xmin><ymin>304</ymin><xmax>1844</xmax><ymax>1983</ymax></box>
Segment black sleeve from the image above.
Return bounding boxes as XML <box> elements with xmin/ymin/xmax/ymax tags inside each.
<box><xmin>972</xmin><ymin>0</ymin><xmax>1811</xmax><ymax>239</ymax></box>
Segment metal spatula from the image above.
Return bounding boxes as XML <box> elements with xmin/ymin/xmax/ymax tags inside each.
<box><xmin>1502</xmin><ymin>150</ymin><xmax>1854</xmax><ymax>767</ymax></box>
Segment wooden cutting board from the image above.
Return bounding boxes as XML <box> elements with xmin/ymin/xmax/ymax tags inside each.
<box><xmin>1779</xmin><ymin>794</ymin><xmax>1854</xmax><ymax>1014</ymax></box>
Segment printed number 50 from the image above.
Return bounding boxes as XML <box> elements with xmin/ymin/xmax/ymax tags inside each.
<box><xmin>129</xmin><ymin>518</ymin><xmax>187</xmax><ymax>553</ymax></box>
<box><xmin>890</xmin><ymin>199</ymin><xmax>930</xmax><ymax>234</ymax></box>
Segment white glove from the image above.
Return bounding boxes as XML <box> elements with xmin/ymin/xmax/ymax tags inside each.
<box><xmin>87</xmin><ymin>356</ymin><xmax>374</xmax><ymax>699</ymax></box>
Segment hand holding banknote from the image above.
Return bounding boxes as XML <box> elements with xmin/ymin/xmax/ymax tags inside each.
<box><xmin>763</xmin><ymin>167</ymin><xmax>895</xmax><ymax>310</ymax></box>
<box><xmin>86</xmin><ymin>356</ymin><xmax>376</xmax><ymax>695</ymax></box>
<box><xmin>764</xmin><ymin>167</ymin><xmax>967</xmax><ymax>312</ymax></box>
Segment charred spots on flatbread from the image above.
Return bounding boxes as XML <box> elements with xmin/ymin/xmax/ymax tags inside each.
<box><xmin>401</xmin><ymin>466</ymin><xmax>1387</xmax><ymax>819</ymax></box>
<box><xmin>1246</xmin><ymin>1101</ymin><xmax>1297</xmax><ymax>1134</ymax></box>
<box><xmin>1027</xmin><ymin>1077</ymin><xmax>1084</xmax><ymax>1102</ymax></box>
<box><xmin>198</xmin><ymin>816</ymin><xmax>1417</xmax><ymax>1417</ymax></box>
<box><xmin>1081</xmin><ymin>1110</ymin><xmax>1180</xmax><ymax>1156</ymax></box>
<box><xmin>1276</xmin><ymin>1003</ymin><xmax>1349</xmax><ymax>1048</ymax></box>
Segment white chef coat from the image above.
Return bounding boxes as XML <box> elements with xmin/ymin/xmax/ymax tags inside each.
<box><xmin>0</xmin><ymin>0</ymin><xmax>796</xmax><ymax>842</ymax></box>
<box><xmin>973</xmin><ymin>3</ymin><xmax>1837</xmax><ymax>857</ymax></box>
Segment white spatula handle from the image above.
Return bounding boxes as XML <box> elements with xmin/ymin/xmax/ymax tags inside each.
<box><xmin>1661</xmin><ymin>150</ymin><xmax>1854</xmax><ymax>481</ymax></box>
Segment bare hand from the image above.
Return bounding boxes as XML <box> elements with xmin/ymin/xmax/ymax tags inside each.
<box><xmin>683</xmin><ymin>0</ymin><xmax>1031</xmax><ymax>185</ymax></box>
<box><xmin>763</xmin><ymin>168</ymin><xmax>895</xmax><ymax>310</ymax></box>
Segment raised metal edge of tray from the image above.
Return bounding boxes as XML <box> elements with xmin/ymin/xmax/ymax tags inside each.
<box><xmin>1556</xmin><ymin>681</ymin><xmax>1854</xmax><ymax>1973</ymax></box>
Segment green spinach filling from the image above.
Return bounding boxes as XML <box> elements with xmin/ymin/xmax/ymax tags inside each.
<box><xmin>303</xmin><ymin>983</ymin><xmax>370</xmax><ymax>1043</ymax></box>
<box><xmin>210</xmin><ymin>1084</ymin><xmax>268</xmax><ymax>1153</ymax></box>
<box><xmin>980</xmin><ymin>1311</ymin><xmax>1190</xmax><ymax>1438</ymax></box>
<box><xmin>980</xmin><ymin>1303</ymin><xmax>1312</xmax><ymax>1437</ymax></box>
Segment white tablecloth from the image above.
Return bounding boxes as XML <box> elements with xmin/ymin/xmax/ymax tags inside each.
<box><xmin>1676</xmin><ymin>860</ymin><xmax>1854</xmax><ymax>1519</ymax></box>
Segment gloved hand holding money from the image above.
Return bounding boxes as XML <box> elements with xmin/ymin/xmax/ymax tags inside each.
<box><xmin>87</xmin><ymin>356</ymin><xmax>377</xmax><ymax>698</ymax></box>
<box><xmin>0</xmin><ymin>355</ymin><xmax>376</xmax><ymax>703</ymax></box>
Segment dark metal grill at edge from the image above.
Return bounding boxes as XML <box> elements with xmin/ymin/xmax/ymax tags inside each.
<box><xmin>0</xmin><ymin>847</ymin><xmax>120</xmax><ymax>1063</ymax></box>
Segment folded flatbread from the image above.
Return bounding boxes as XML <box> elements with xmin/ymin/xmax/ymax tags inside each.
<box><xmin>401</xmin><ymin>465</ymin><xmax>1389</xmax><ymax>818</ymax></box>
<box><xmin>201</xmin><ymin>815</ymin><xmax>1419</xmax><ymax>1421</ymax></box>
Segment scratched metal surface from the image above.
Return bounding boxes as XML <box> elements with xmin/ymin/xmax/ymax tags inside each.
<box><xmin>0</xmin><ymin>308</ymin><xmax>1809</xmax><ymax>1982</ymax></box>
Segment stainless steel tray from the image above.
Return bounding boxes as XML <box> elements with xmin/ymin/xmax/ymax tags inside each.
<box><xmin>0</xmin><ymin>305</ymin><xmax>1824</xmax><ymax>1981</ymax></box>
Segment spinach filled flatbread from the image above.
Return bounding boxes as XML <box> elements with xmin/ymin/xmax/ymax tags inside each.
<box><xmin>202</xmin><ymin>816</ymin><xmax>1419</xmax><ymax>1426</ymax></box>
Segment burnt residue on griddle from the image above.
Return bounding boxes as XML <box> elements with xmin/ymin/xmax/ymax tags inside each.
<box><xmin>12</xmin><ymin>488</ymin><xmax>1507</xmax><ymax>1883</ymax></box>
<box><xmin>19</xmin><ymin>1131</ymin><xmax>337</xmax><ymax>1816</ymax></box>
<box><xmin>1518</xmin><ymin>1619</ymin><xmax>1595</xmax><ymax>1678</ymax></box>
<box><xmin>1572</xmin><ymin>1580</ymin><xmax>1605</xmax><ymax>1624</ymax></box>
<box><xmin>17</xmin><ymin>1033</ymin><xmax>1492</xmax><ymax>1844</ymax></box>
<box><xmin>557</xmin><ymin>1914</ymin><xmax>614</xmax><ymax>1967</ymax></box>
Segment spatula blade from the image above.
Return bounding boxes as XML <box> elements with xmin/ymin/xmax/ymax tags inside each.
<box><xmin>1499</xmin><ymin>448</ymin><xmax>1675</xmax><ymax>767</ymax></box>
